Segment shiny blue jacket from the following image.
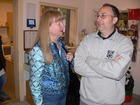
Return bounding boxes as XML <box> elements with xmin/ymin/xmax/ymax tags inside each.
<box><xmin>29</xmin><ymin>38</ymin><xmax>72</xmax><ymax>105</ymax></box>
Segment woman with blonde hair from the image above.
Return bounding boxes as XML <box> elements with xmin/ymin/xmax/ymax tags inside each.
<box><xmin>29</xmin><ymin>10</ymin><xmax>73</xmax><ymax>105</ymax></box>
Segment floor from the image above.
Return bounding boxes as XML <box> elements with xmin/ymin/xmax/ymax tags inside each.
<box><xmin>0</xmin><ymin>95</ymin><xmax>140</xmax><ymax>105</ymax></box>
<box><xmin>4</xmin><ymin>95</ymin><xmax>139</xmax><ymax>105</ymax></box>
<box><xmin>122</xmin><ymin>97</ymin><xmax>140</xmax><ymax>105</ymax></box>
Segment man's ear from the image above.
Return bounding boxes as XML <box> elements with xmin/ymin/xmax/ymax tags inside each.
<box><xmin>113</xmin><ymin>17</ymin><xmax>118</xmax><ymax>24</ymax></box>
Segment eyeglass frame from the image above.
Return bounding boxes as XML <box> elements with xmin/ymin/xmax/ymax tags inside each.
<box><xmin>96</xmin><ymin>13</ymin><xmax>116</xmax><ymax>19</ymax></box>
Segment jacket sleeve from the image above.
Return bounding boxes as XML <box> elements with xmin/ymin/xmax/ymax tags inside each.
<box><xmin>29</xmin><ymin>46</ymin><xmax>45</xmax><ymax>105</ymax></box>
<box><xmin>86</xmin><ymin>38</ymin><xmax>133</xmax><ymax>80</ymax></box>
<box><xmin>74</xmin><ymin>35</ymin><xmax>103</xmax><ymax>78</ymax></box>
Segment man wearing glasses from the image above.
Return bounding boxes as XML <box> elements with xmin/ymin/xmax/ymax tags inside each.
<box><xmin>74</xmin><ymin>3</ymin><xmax>133</xmax><ymax>105</ymax></box>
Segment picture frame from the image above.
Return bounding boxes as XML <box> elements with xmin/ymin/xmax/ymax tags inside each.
<box><xmin>24</xmin><ymin>30</ymin><xmax>38</xmax><ymax>51</ymax></box>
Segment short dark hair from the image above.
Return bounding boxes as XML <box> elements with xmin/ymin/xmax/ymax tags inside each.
<box><xmin>103</xmin><ymin>3</ymin><xmax>120</xmax><ymax>20</ymax></box>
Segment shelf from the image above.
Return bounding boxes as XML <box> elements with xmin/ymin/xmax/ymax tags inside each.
<box><xmin>0</xmin><ymin>26</ymin><xmax>8</xmax><ymax>28</ymax></box>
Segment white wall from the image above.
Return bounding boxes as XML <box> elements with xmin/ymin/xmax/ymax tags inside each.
<box><xmin>132</xmin><ymin>51</ymin><xmax>140</xmax><ymax>96</ymax></box>
<box><xmin>132</xmin><ymin>21</ymin><xmax>140</xmax><ymax>95</ymax></box>
<box><xmin>84</xmin><ymin>0</ymin><xmax>140</xmax><ymax>96</ymax></box>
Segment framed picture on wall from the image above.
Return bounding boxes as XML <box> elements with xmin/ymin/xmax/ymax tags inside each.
<box><xmin>24</xmin><ymin>30</ymin><xmax>38</xmax><ymax>51</ymax></box>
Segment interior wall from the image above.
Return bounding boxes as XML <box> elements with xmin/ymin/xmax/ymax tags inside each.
<box><xmin>132</xmin><ymin>19</ymin><xmax>140</xmax><ymax>96</ymax></box>
<box><xmin>23</xmin><ymin>0</ymin><xmax>85</xmax><ymax>46</ymax></box>
<box><xmin>0</xmin><ymin>3</ymin><xmax>13</xmax><ymax>26</ymax></box>
<box><xmin>84</xmin><ymin>0</ymin><xmax>140</xmax><ymax>96</ymax></box>
<box><xmin>0</xmin><ymin>2</ymin><xmax>13</xmax><ymax>43</ymax></box>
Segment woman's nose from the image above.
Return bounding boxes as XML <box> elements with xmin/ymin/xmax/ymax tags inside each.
<box><xmin>61</xmin><ymin>23</ymin><xmax>65</xmax><ymax>29</ymax></box>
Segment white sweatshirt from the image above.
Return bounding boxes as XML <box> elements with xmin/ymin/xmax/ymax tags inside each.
<box><xmin>74</xmin><ymin>30</ymin><xmax>133</xmax><ymax>105</ymax></box>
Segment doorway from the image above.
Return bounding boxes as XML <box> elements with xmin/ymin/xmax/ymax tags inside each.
<box><xmin>0</xmin><ymin>0</ymin><xmax>16</xmax><ymax>104</ymax></box>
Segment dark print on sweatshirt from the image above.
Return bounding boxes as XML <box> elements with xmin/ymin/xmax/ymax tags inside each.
<box><xmin>106</xmin><ymin>50</ymin><xmax>115</xmax><ymax>59</ymax></box>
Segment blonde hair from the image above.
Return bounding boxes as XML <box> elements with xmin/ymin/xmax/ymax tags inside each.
<box><xmin>36</xmin><ymin>10</ymin><xmax>63</xmax><ymax>64</ymax></box>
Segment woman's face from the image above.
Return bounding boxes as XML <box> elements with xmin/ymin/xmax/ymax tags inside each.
<box><xmin>49</xmin><ymin>18</ymin><xmax>65</xmax><ymax>38</ymax></box>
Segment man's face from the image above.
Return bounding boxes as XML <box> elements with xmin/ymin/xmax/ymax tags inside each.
<box><xmin>96</xmin><ymin>6</ymin><xmax>118</xmax><ymax>33</ymax></box>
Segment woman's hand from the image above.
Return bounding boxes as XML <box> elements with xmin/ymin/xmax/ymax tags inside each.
<box><xmin>66</xmin><ymin>52</ymin><xmax>73</xmax><ymax>62</ymax></box>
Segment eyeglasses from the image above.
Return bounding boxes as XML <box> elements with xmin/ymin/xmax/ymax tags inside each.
<box><xmin>97</xmin><ymin>14</ymin><xmax>115</xmax><ymax>19</ymax></box>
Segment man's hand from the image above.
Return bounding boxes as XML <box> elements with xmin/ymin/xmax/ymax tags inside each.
<box><xmin>114</xmin><ymin>55</ymin><xmax>121</xmax><ymax>62</ymax></box>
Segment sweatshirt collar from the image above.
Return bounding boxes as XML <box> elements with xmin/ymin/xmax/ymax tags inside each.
<box><xmin>97</xmin><ymin>29</ymin><xmax>116</xmax><ymax>40</ymax></box>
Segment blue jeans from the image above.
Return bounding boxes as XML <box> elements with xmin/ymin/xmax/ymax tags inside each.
<box><xmin>43</xmin><ymin>92</ymin><xmax>67</xmax><ymax>105</ymax></box>
<box><xmin>0</xmin><ymin>74</ymin><xmax>6</xmax><ymax>93</ymax></box>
